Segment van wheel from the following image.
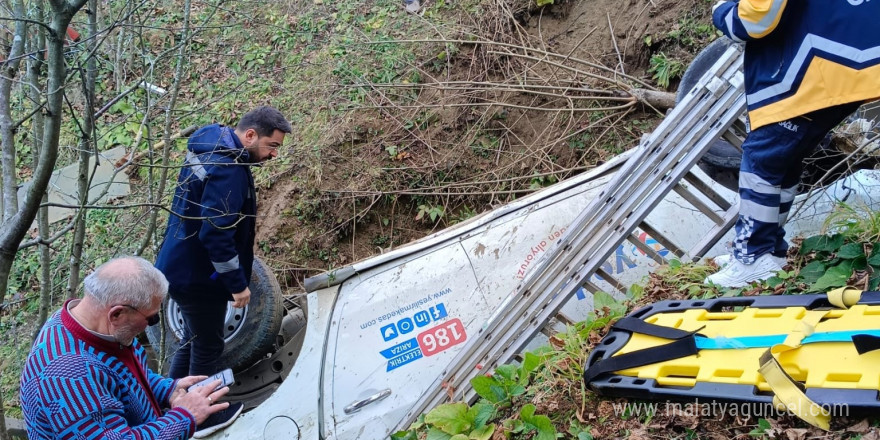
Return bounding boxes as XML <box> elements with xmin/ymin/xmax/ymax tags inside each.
<box><xmin>145</xmin><ymin>257</ymin><xmax>284</xmax><ymax>373</ymax></box>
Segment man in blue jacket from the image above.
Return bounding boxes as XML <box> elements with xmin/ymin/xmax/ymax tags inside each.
<box><xmin>705</xmin><ymin>0</ymin><xmax>880</xmax><ymax>287</ymax></box>
<box><xmin>155</xmin><ymin>106</ymin><xmax>291</xmax><ymax>382</ymax></box>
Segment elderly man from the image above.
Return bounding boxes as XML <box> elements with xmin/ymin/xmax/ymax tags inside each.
<box><xmin>21</xmin><ymin>257</ymin><xmax>242</xmax><ymax>439</ymax></box>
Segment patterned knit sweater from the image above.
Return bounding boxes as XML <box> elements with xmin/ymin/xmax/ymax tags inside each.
<box><xmin>21</xmin><ymin>301</ymin><xmax>196</xmax><ymax>439</ymax></box>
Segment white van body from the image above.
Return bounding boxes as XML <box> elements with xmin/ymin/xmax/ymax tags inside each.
<box><xmin>209</xmin><ymin>150</ymin><xmax>880</xmax><ymax>439</ymax></box>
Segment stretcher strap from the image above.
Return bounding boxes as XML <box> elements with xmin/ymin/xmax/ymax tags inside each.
<box><xmin>774</xmin><ymin>310</ymin><xmax>825</xmax><ymax>354</ymax></box>
<box><xmin>758</xmin><ymin>310</ymin><xmax>831</xmax><ymax>430</ymax></box>
<box><xmin>583</xmin><ymin>337</ymin><xmax>698</xmax><ymax>384</ymax></box>
<box><xmin>852</xmin><ymin>334</ymin><xmax>880</xmax><ymax>354</ymax></box>
<box><xmin>695</xmin><ymin>329</ymin><xmax>880</xmax><ymax>349</ymax></box>
<box><xmin>758</xmin><ymin>351</ymin><xmax>831</xmax><ymax>430</ymax></box>
<box><xmin>611</xmin><ymin>317</ymin><xmax>698</xmax><ymax>340</ymax></box>
<box><xmin>827</xmin><ymin>287</ymin><xmax>863</xmax><ymax>309</ymax></box>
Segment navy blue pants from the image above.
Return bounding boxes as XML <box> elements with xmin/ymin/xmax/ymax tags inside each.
<box><xmin>733</xmin><ymin>102</ymin><xmax>860</xmax><ymax>264</ymax></box>
<box><xmin>168</xmin><ymin>289</ymin><xmax>228</xmax><ymax>379</ymax></box>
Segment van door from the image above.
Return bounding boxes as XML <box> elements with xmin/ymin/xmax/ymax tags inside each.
<box><xmin>322</xmin><ymin>243</ymin><xmax>485</xmax><ymax>439</ymax></box>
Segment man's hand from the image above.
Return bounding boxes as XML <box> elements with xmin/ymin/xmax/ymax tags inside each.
<box><xmin>170</xmin><ymin>377</ymin><xmax>231</xmax><ymax>424</ymax></box>
<box><xmin>169</xmin><ymin>376</ymin><xmax>207</xmax><ymax>408</ymax></box>
<box><xmin>232</xmin><ymin>287</ymin><xmax>251</xmax><ymax>308</ymax></box>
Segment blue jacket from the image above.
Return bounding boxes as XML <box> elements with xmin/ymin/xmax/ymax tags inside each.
<box><xmin>713</xmin><ymin>0</ymin><xmax>880</xmax><ymax>129</ymax></box>
<box><xmin>155</xmin><ymin>124</ymin><xmax>256</xmax><ymax>296</ymax></box>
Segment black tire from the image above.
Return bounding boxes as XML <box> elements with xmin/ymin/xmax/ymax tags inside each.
<box><xmin>676</xmin><ymin>37</ymin><xmax>743</xmax><ymax>178</ymax></box>
<box><xmin>146</xmin><ymin>257</ymin><xmax>284</xmax><ymax>373</ymax></box>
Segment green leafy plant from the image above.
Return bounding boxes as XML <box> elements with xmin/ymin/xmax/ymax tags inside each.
<box><xmin>501</xmin><ymin>405</ymin><xmax>557</xmax><ymax>440</ymax></box>
<box><xmin>796</xmin><ymin>234</ymin><xmax>877</xmax><ymax>291</ymax></box>
<box><xmin>416</xmin><ymin>204</ymin><xmax>445</xmax><ymax>223</ymax></box>
<box><xmin>471</xmin><ymin>135</ymin><xmax>499</xmax><ymax>159</ymax></box>
<box><xmin>450</xmin><ymin>206</ymin><xmax>477</xmax><ymax>224</ymax></box>
<box><xmin>748</xmin><ymin>418</ymin><xmax>772</xmax><ymax>437</ymax></box>
<box><xmin>529</xmin><ymin>174</ymin><xmax>558</xmax><ymax>190</ymax></box>
<box><xmin>647</xmin><ymin>52</ymin><xmax>684</xmax><ymax>89</ymax></box>
<box><xmin>471</xmin><ymin>350</ymin><xmax>546</xmax><ymax>406</ymax></box>
<box><xmin>391</xmin><ymin>402</ymin><xmax>496</xmax><ymax>440</ymax></box>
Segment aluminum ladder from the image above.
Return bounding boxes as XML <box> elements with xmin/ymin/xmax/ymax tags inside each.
<box><xmin>397</xmin><ymin>43</ymin><xmax>747</xmax><ymax>429</ymax></box>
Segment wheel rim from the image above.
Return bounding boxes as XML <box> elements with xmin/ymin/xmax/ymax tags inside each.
<box><xmin>166</xmin><ymin>299</ymin><xmax>249</xmax><ymax>343</ymax></box>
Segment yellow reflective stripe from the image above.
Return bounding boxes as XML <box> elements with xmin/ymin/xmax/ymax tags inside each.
<box><xmin>748</xmin><ymin>59</ymin><xmax>880</xmax><ymax>129</ymax></box>
<box><xmin>828</xmin><ymin>287</ymin><xmax>863</xmax><ymax>309</ymax></box>
<box><xmin>737</xmin><ymin>0</ymin><xmax>787</xmax><ymax>38</ymax></box>
<box><xmin>759</xmin><ymin>351</ymin><xmax>831</xmax><ymax>430</ymax></box>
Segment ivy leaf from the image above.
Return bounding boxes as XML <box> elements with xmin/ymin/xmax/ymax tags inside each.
<box><xmin>764</xmin><ymin>275</ymin><xmax>784</xmax><ymax>287</ymax></box>
<box><xmin>470</xmin><ymin>376</ymin><xmax>501</xmax><ymax>403</ymax></box>
<box><xmin>391</xmin><ymin>430</ymin><xmax>418</xmax><ymax>440</ymax></box>
<box><xmin>426</xmin><ymin>428</ymin><xmax>453</xmax><ymax>440</ymax></box>
<box><xmin>800</xmin><ymin>234</ymin><xmax>844</xmax><ymax>254</ymax></box>
<box><xmin>503</xmin><ymin>418</ymin><xmax>525</xmax><ymax>433</ymax></box>
<box><xmin>870</xmin><ymin>271</ymin><xmax>880</xmax><ymax>290</ymax></box>
<box><xmin>594</xmin><ymin>291</ymin><xmax>626</xmax><ymax>316</ymax></box>
<box><xmin>811</xmin><ymin>261</ymin><xmax>854</xmax><ymax>292</ymax></box>
<box><xmin>869</xmin><ymin>245</ymin><xmax>880</xmax><ymax>267</ymax></box>
<box><xmin>798</xmin><ymin>261</ymin><xmax>826</xmax><ymax>284</ymax></box>
<box><xmin>519</xmin><ymin>404</ymin><xmax>557</xmax><ymax>440</ymax></box>
<box><xmin>468</xmin><ymin>424</ymin><xmax>495</xmax><ymax>440</ymax></box>
<box><xmin>520</xmin><ymin>351</ymin><xmax>541</xmax><ymax>383</ymax></box>
<box><xmin>509</xmin><ymin>384</ymin><xmax>526</xmax><ymax>397</ymax></box>
<box><xmin>837</xmin><ymin>242</ymin><xmax>865</xmax><ymax>260</ymax></box>
<box><xmin>468</xmin><ymin>403</ymin><xmax>495</xmax><ymax>429</ymax></box>
<box><xmin>425</xmin><ymin>403</ymin><xmax>472</xmax><ymax>435</ymax></box>
<box><xmin>852</xmin><ymin>255</ymin><xmax>868</xmax><ymax>271</ymax></box>
<box><xmin>495</xmin><ymin>364</ymin><xmax>518</xmax><ymax>381</ymax></box>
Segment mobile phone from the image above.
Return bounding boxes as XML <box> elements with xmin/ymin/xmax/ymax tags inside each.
<box><xmin>188</xmin><ymin>368</ymin><xmax>234</xmax><ymax>392</ymax></box>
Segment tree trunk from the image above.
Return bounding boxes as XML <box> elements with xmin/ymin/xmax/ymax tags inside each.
<box><xmin>0</xmin><ymin>2</ymin><xmax>88</xmax><ymax>438</ymax></box>
<box><xmin>66</xmin><ymin>0</ymin><xmax>98</xmax><ymax>298</ymax></box>
<box><xmin>138</xmin><ymin>0</ymin><xmax>192</xmax><ymax>256</ymax></box>
<box><xmin>0</xmin><ymin>0</ymin><xmax>27</xmax><ymax>222</ymax></box>
<box><xmin>27</xmin><ymin>0</ymin><xmax>52</xmax><ymax>336</ymax></box>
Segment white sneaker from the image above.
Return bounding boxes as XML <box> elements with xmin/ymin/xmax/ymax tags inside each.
<box><xmin>712</xmin><ymin>254</ymin><xmax>733</xmax><ymax>268</ymax></box>
<box><xmin>704</xmin><ymin>254</ymin><xmax>784</xmax><ymax>288</ymax></box>
<box><xmin>711</xmin><ymin>253</ymin><xmax>785</xmax><ymax>268</ymax></box>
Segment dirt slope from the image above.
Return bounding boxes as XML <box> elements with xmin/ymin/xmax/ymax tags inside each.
<box><xmin>252</xmin><ymin>0</ymin><xmax>713</xmax><ymax>292</ymax></box>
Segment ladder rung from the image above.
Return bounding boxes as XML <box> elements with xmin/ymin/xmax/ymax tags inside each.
<box><xmin>583</xmin><ymin>280</ymin><xmax>602</xmax><ymax>294</ymax></box>
<box><xmin>554</xmin><ymin>312</ymin><xmax>576</xmax><ymax>327</ymax></box>
<box><xmin>594</xmin><ymin>267</ymin><xmax>628</xmax><ymax>294</ymax></box>
<box><xmin>638</xmin><ymin>223</ymin><xmax>685</xmax><ymax>257</ymax></box>
<box><xmin>722</xmin><ymin>122</ymin><xmax>746</xmax><ymax>150</ymax></box>
<box><xmin>683</xmin><ymin>171</ymin><xmax>733</xmax><ymax>211</ymax></box>
<box><xmin>672</xmin><ymin>183</ymin><xmax>725</xmax><ymax>225</ymax></box>
<box><xmin>687</xmin><ymin>203</ymin><xmax>739</xmax><ymax>261</ymax></box>
<box><xmin>626</xmin><ymin>233</ymin><xmax>666</xmax><ymax>265</ymax></box>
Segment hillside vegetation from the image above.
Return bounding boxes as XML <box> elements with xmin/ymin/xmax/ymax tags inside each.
<box><xmin>0</xmin><ymin>0</ymin><xmax>716</xmax><ymax>422</ymax></box>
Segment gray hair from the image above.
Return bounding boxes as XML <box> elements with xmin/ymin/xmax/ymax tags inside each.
<box><xmin>83</xmin><ymin>256</ymin><xmax>169</xmax><ymax>309</ymax></box>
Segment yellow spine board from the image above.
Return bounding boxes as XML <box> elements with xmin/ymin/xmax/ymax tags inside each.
<box><xmin>612</xmin><ymin>305</ymin><xmax>880</xmax><ymax>391</ymax></box>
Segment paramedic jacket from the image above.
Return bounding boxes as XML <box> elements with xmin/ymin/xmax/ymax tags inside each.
<box><xmin>712</xmin><ymin>0</ymin><xmax>880</xmax><ymax>130</ymax></box>
<box><xmin>155</xmin><ymin>124</ymin><xmax>256</xmax><ymax>298</ymax></box>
